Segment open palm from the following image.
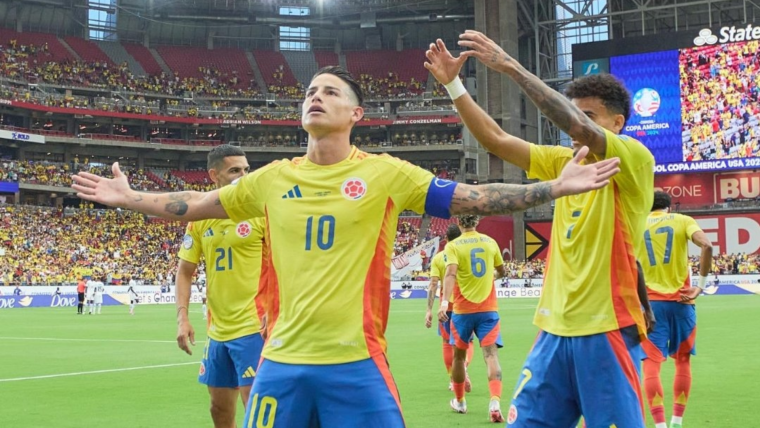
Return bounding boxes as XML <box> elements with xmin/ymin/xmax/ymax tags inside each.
<box><xmin>71</xmin><ymin>162</ymin><xmax>134</xmax><ymax>208</ymax></box>
<box><xmin>424</xmin><ymin>39</ymin><xmax>467</xmax><ymax>85</ymax></box>
<box><xmin>557</xmin><ymin>146</ymin><xmax>620</xmax><ymax>197</ymax></box>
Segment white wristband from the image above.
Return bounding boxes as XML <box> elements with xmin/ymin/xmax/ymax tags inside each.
<box><xmin>440</xmin><ymin>299</ymin><xmax>450</xmax><ymax>308</ymax></box>
<box><xmin>697</xmin><ymin>275</ymin><xmax>707</xmax><ymax>289</ymax></box>
<box><xmin>444</xmin><ymin>78</ymin><xmax>467</xmax><ymax>100</ymax></box>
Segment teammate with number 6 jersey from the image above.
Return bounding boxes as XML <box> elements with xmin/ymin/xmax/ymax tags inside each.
<box><xmin>175</xmin><ymin>144</ymin><xmax>267</xmax><ymax>428</ymax></box>
<box><xmin>72</xmin><ymin>66</ymin><xmax>623</xmax><ymax>428</ymax></box>
<box><xmin>438</xmin><ymin>215</ymin><xmax>507</xmax><ymax>422</ymax></box>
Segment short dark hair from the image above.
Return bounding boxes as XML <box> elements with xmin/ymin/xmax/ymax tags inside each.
<box><xmin>652</xmin><ymin>190</ymin><xmax>672</xmax><ymax>211</ymax></box>
<box><xmin>207</xmin><ymin>144</ymin><xmax>245</xmax><ymax>170</ymax></box>
<box><xmin>565</xmin><ymin>73</ymin><xmax>631</xmax><ymax>124</ymax></box>
<box><xmin>446</xmin><ymin>224</ymin><xmax>462</xmax><ymax>242</ymax></box>
<box><xmin>312</xmin><ymin>66</ymin><xmax>364</xmax><ymax>106</ymax></box>
<box><xmin>458</xmin><ymin>215</ymin><xmax>479</xmax><ymax>229</ymax></box>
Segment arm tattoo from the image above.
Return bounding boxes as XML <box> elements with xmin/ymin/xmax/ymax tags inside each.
<box><xmin>133</xmin><ymin>195</ymin><xmax>143</xmax><ymax>202</ymax></box>
<box><xmin>426</xmin><ymin>287</ymin><xmax>436</xmax><ymax>310</ymax></box>
<box><xmin>452</xmin><ymin>183</ymin><xmax>554</xmax><ymax>216</ymax></box>
<box><xmin>510</xmin><ymin>68</ymin><xmax>605</xmax><ymax>155</ymax></box>
<box><xmin>165</xmin><ymin>192</ymin><xmax>191</xmax><ymax>216</ymax></box>
<box><xmin>214</xmin><ymin>197</ymin><xmax>222</xmax><ymax>206</ymax></box>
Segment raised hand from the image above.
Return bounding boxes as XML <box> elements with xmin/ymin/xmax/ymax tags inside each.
<box><xmin>71</xmin><ymin>162</ymin><xmax>135</xmax><ymax>208</ymax></box>
<box><xmin>457</xmin><ymin>30</ymin><xmax>512</xmax><ymax>73</ymax></box>
<box><xmin>555</xmin><ymin>146</ymin><xmax>620</xmax><ymax>197</ymax></box>
<box><xmin>424</xmin><ymin>39</ymin><xmax>468</xmax><ymax>85</ymax></box>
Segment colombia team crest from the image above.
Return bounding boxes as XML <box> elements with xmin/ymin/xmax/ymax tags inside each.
<box><xmin>507</xmin><ymin>404</ymin><xmax>518</xmax><ymax>424</ymax></box>
<box><xmin>236</xmin><ymin>221</ymin><xmax>252</xmax><ymax>238</ymax></box>
<box><xmin>341</xmin><ymin>177</ymin><xmax>367</xmax><ymax>200</ymax></box>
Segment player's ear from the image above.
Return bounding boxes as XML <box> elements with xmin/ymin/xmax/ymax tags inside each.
<box><xmin>351</xmin><ymin>105</ymin><xmax>364</xmax><ymax>124</ymax></box>
<box><xmin>612</xmin><ymin>114</ymin><xmax>625</xmax><ymax>134</ymax></box>
<box><xmin>208</xmin><ymin>168</ymin><xmax>219</xmax><ymax>184</ymax></box>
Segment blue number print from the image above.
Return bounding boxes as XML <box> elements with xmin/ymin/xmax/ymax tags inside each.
<box><xmin>305</xmin><ymin>215</ymin><xmax>336</xmax><ymax>251</ymax></box>
<box><xmin>470</xmin><ymin>248</ymin><xmax>486</xmax><ymax>277</ymax></box>
<box><xmin>215</xmin><ymin>247</ymin><xmax>233</xmax><ymax>271</ymax></box>
<box><xmin>644</xmin><ymin>226</ymin><xmax>674</xmax><ymax>266</ymax></box>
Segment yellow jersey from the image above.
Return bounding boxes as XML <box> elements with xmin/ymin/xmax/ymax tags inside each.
<box><xmin>638</xmin><ymin>211</ymin><xmax>702</xmax><ymax>302</ymax></box>
<box><xmin>527</xmin><ymin>130</ymin><xmax>654</xmax><ymax>337</ymax></box>
<box><xmin>443</xmin><ymin>231</ymin><xmax>504</xmax><ymax>314</ymax></box>
<box><xmin>220</xmin><ymin>147</ymin><xmax>438</xmax><ymax>364</ymax></box>
<box><xmin>430</xmin><ymin>251</ymin><xmax>453</xmax><ymax>312</ymax></box>
<box><xmin>178</xmin><ymin>217</ymin><xmax>266</xmax><ymax>342</ymax></box>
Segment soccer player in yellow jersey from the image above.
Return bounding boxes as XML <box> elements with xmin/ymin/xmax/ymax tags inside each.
<box><xmin>426</xmin><ymin>33</ymin><xmax>654</xmax><ymax>427</ymax></box>
<box><xmin>438</xmin><ymin>215</ymin><xmax>508</xmax><ymax>422</ymax></box>
<box><xmin>639</xmin><ymin>191</ymin><xmax>713</xmax><ymax>428</ymax></box>
<box><xmin>72</xmin><ymin>66</ymin><xmax>621</xmax><ymax>428</ymax></box>
<box><xmin>174</xmin><ymin>145</ymin><xmax>267</xmax><ymax>428</ymax></box>
<box><xmin>425</xmin><ymin>223</ymin><xmax>474</xmax><ymax>392</ymax></box>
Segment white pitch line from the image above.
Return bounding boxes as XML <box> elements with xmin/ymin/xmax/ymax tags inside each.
<box><xmin>0</xmin><ymin>362</ymin><xmax>198</xmax><ymax>383</ymax></box>
<box><xmin>0</xmin><ymin>336</ymin><xmax>180</xmax><ymax>344</ymax></box>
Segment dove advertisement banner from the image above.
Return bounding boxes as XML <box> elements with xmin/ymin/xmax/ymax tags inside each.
<box><xmin>0</xmin><ymin>294</ymin><xmax>122</xmax><ymax>309</ymax></box>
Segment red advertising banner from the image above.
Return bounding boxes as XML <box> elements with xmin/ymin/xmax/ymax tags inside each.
<box><xmin>525</xmin><ymin>212</ymin><xmax>760</xmax><ymax>259</ymax></box>
<box><xmin>477</xmin><ymin>216</ymin><xmax>515</xmax><ymax>260</ymax></box>
<box><xmin>654</xmin><ymin>173</ymin><xmax>714</xmax><ymax>205</ymax></box>
<box><xmin>654</xmin><ymin>171</ymin><xmax>760</xmax><ymax>205</ymax></box>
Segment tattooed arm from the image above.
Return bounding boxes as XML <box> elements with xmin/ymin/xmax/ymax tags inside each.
<box><xmin>71</xmin><ymin>162</ymin><xmax>228</xmax><ymax>221</ymax></box>
<box><xmin>449</xmin><ymin>146</ymin><xmax>620</xmax><ymax>215</ymax></box>
<box><xmin>453</xmin><ymin>32</ymin><xmax>608</xmax><ymax>156</ymax></box>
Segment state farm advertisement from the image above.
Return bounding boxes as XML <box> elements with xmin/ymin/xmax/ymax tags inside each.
<box><xmin>525</xmin><ymin>212</ymin><xmax>760</xmax><ymax>259</ymax></box>
<box><xmin>654</xmin><ymin>171</ymin><xmax>760</xmax><ymax>205</ymax></box>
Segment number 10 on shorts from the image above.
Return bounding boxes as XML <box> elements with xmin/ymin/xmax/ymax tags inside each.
<box><xmin>247</xmin><ymin>394</ymin><xmax>277</xmax><ymax>428</ymax></box>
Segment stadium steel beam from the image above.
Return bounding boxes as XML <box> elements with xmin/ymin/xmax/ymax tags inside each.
<box><xmin>527</xmin><ymin>0</ymin><xmax>759</xmax><ymax>149</ymax></box>
<box><xmin>474</xmin><ymin>0</ymin><xmax>527</xmax><ymax>260</ymax></box>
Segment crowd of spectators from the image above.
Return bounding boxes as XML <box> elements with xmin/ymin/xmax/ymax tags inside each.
<box><xmin>356</xmin><ymin>72</ymin><xmax>425</xmax><ymax>99</ymax></box>
<box><xmin>0</xmin><ymin>40</ymin><xmax>261</xmax><ymax>98</ymax></box>
<box><xmin>0</xmin><ymin>204</ymin><xmax>183</xmax><ymax>286</ymax></box>
<box><xmin>394</xmin><ymin>220</ymin><xmax>420</xmax><ymax>256</ymax></box>
<box><xmin>691</xmin><ymin>252</ymin><xmax>760</xmax><ymax>275</ymax></box>
<box><xmin>681</xmin><ymin>40</ymin><xmax>760</xmax><ymax>162</ymax></box>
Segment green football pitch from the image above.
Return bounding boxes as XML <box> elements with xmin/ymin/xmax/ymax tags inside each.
<box><xmin>1</xmin><ymin>296</ymin><xmax>757</xmax><ymax>428</ymax></box>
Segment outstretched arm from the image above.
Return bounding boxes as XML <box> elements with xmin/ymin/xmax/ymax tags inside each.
<box><xmin>449</xmin><ymin>146</ymin><xmax>619</xmax><ymax>216</ymax></box>
<box><xmin>71</xmin><ymin>162</ymin><xmax>228</xmax><ymax>221</ymax></box>
<box><xmin>424</xmin><ymin>40</ymin><xmax>530</xmax><ymax>170</ymax></box>
<box><xmin>454</xmin><ymin>32</ymin><xmax>608</xmax><ymax>156</ymax></box>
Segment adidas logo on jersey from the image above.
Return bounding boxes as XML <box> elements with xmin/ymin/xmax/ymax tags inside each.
<box><xmin>282</xmin><ymin>185</ymin><xmax>303</xmax><ymax>199</ymax></box>
<box><xmin>242</xmin><ymin>367</ymin><xmax>256</xmax><ymax>378</ymax></box>
<box><xmin>203</xmin><ymin>228</ymin><xmax>214</xmax><ymax>238</ymax></box>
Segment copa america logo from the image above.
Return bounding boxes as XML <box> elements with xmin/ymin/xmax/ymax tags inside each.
<box><xmin>632</xmin><ymin>88</ymin><xmax>661</xmax><ymax>117</ymax></box>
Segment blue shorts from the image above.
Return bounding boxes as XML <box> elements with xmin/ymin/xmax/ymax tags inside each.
<box><xmin>198</xmin><ymin>333</ymin><xmax>264</xmax><ymax>388</ymax></box>
<box><xmin>450</xmin><ymin>311</ymin><xmax>502</xmax><ymax>350</ymax></box>
<box><xmin>507</xmin><ymin>326</ymin><xmax>645</xmax><ymax>428</ymax></box>
<box><xmin>645</xmin><ymin>301</ymin><xmax>697</xmax><ymax>360</ymax></box>
<box><xmin>244</xmin><ymin>356</ymin><xmax>404</xmax><ymax>428</ymax></box>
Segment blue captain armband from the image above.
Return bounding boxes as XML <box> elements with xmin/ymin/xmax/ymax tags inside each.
<box><xmin>424</xmin><ymin>178</ymin><xmax>457</xmax><ymax>219</ymax></box>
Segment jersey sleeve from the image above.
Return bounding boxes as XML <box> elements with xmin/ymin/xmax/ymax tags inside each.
<box><xmin>430</xmin><ymin>253</ymin><xmax>443</xmax><ymax>279</ymax></box>
<box><xmin>443</xmin><ymin>242</ymin><xmax>458</xmax><ymax>267</ymax></box>
<box><xmin>682</xmin><ymin>215</ymin><xmax>703</xmax><ymax>240</ymax></box>
<box><xmin>380</xmin><ymin>156</ymin><xmax>436</xmax><ymax>214</ymax></box>
<box><xmin>527</xmin><ymin>144</ymin><xmax>573</xmax><ymax>181</ymax></box>
<box><xmin>219</xmin><ymin>163</ymin><xmax>279</xmax><ymax>222</ymax></box>
<box><xmin>604</xmin><ymin>130</ymin><xmax>655</xmax><ymax>200</ymax></box>
<box><xmin>177</xmin><ymin>222</ymin><xmax>202</xmax><ymax>264</ymax></box>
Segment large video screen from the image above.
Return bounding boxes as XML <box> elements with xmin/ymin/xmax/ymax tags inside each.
<box><xmin>575</xmin><ymin>28</ymin><xmax>760</xmax><ymax>173</ymax></box>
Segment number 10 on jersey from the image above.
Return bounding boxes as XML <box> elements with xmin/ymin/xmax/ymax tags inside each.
<box><xmin>305</xmin><ymin>215</ymin><xmax>336</xmax><ymax>251</ymax></box>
